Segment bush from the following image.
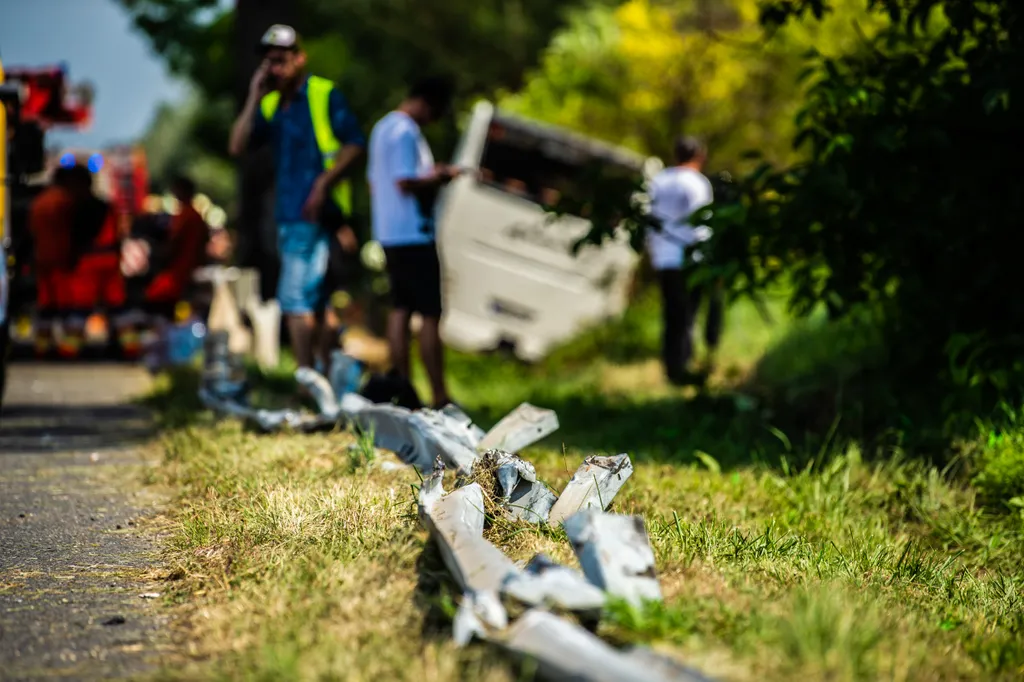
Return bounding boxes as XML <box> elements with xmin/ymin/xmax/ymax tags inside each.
<box><xmin>972</xmin><ymin>439</ymin><xmax>1024</xmax><ymax>511</ymax></box>
<box><xmin>704</xmin><ymin>1</ymin><xmax>1023</xmax><ymax>422</ymax></box>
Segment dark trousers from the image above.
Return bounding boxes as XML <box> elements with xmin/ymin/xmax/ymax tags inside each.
<box><xmin>657</xmin><ymin>268</ymin><xmax>723</xmax><ymax>380</ymax></box>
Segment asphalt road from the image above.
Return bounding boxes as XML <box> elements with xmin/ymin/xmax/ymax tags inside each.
<box><xmin>0</xmin><ymin>363</ymin><xmax>175</xmax><ymax>681</ymax></box>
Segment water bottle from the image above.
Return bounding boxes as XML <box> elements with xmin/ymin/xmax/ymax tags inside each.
<box><xmin>142</xmin><ymin>326</ymin><xmax>167</xmax><ymax>374</ymax></box>
<box><xmin>202</xmin><ymin>330</ymin><xmax>247</xmax><ymax>401</ymax></box>
<box><xmin>168</xmin><ymin>319</ymin><xmax>206</xmax><ymax>367</ymax></box>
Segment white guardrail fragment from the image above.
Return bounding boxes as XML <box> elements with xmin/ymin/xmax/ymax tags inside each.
<box><xmin>477</xmin><ymin>402</ymin><xmax>560</xmax><ymax>453</ymax></box>
<box><xmin>416</xmin><ymin>458</ymin><xmax>522</xmax><ymax>594</ymax></box>
<box><xmin>500</xmin><ymin>553</ymin><xmax>605</xmax><ymax>613</ymax></box>
<box><xmin>343</xmin><ymin>398</ymin><xmax>482</xmax><ymax>473</ymax></box>
<box><xmin>453</xmin><ymin>589</ymin><xmax>509</xmax><ymax>647</ymax></box>
<box><xmin>495</xmin><ymin>609</ymin><xmax>713</xmax><ymax>682</ymax></box>
<box><xmin>199</xmin><ymin>337</ymin><xmax>562</xmax><ymax>474</ymax></box>
<box><xmin>563</xmin><ymin>509</ymin><xmax>663</xmax><ymax>608</ymax></box>
<box><xmin>294</xmin><ymin>367</ymin><xmax>341</xmax><ymax>419</ymax></box>
<box><xmin>547</xmin><ymin>453</ymin><xmax>635</xmax><ymax>525</ymax></box>
<box><xmin>480</xmin><ymin>449</ymin><xmax>559</xmax><ymax>523</ymax></box>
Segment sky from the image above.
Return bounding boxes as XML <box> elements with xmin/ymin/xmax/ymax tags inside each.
<box><xmin>0</xmin><ymin>0</ymin><xmax>189</xmax><ymax>149</ymax></box>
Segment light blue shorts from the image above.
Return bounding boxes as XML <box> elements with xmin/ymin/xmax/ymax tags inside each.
<box><xmin>277</xmin><ymin>221</ymin><xmax>330</xmax><ymax>315</ymax></box>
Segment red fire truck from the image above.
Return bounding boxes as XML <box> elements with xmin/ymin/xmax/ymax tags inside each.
<box><xmin>2</xmin><ymin>63</ymin><xmax>160</xmax><ymax>359</ymax></box>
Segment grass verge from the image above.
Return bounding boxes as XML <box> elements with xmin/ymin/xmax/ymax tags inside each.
<box><xmin>144</xmin><ymin>289</ymin><xmax>1024</xmax><ymax>681</ymax></box>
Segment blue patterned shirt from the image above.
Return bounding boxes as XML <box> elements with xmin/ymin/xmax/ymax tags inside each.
<box><xmin>252</xmin><ymin>75</ymin><xmax>366</xmax><ymax>225</ymax></box>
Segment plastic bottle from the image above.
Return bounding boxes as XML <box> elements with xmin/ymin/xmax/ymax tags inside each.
<box><xmin>168</xmin><ymin>318</ymin><xmax>206</xmax><ymax>366</ymax></box>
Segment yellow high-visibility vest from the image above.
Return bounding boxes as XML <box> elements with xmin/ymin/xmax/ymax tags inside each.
<box><xmin>260</xmin><ymin>75</ymin><xmax>353</xmax><ymax>217</ymax></box>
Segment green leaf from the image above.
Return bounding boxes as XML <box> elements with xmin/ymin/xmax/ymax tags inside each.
<box><xmin>938</xmin><ymin>616</ymin><xmax>961</xmax><ymax>632</ymax></box>
<box><xmin>694</xmin><ymin>451</ymin><xmax>722</xmax><ymax>475</ymax></box>
<box><xmin>983</xmin><ymin>89</ymin><xmax>1010</xmax><ymax>114</ymax></box>
<box><xmin>766</xmin><ymin>426</ymin><xmax>792</xmax><ymax>452</ymax></box>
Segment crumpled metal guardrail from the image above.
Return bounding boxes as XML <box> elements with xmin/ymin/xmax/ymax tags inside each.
<box><xmin>196</xmin><ymin>335</ymin><xmax>714</xmax><ymax>681</ymax></box>
<box><xmin>417</xmin><ymin>456</ymin><xmax>712</xmax><ymax>681</ymax></box>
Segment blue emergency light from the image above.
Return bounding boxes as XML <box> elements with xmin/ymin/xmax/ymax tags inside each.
<box><xmin>59</xmin><ymin>152</ymin><xmax>76</xmax><ymax>168</ymax></box>
<box><xmin>87</xmin><ymin>153</ymin><xmax>104</xmax><ymax>173</ymax></box>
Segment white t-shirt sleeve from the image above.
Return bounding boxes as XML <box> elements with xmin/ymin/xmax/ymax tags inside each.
<box><xmin>368</xmin><ymin>111</ymin><xmax>435</xmax><ymax>247</ymax></box>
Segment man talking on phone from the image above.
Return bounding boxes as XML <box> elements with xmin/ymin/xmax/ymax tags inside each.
<box><xmin>229</xmin><ymin>24</ymin><xmax>365</xmax><ymax>373</ymax></box>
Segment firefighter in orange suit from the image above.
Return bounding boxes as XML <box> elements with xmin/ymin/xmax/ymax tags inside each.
<box><xmin>59</xmin><ymin>164</ymin><xmax>126</xmax><ymax>357</ymax></box>
<box><xmin>143</xmin><ymin>176</ymin><xmax>209</xmax><ymax>313</ymax></box>
<box><xmin>27</xmin><ymin>166</ymin><xmax>77</xmax><ymax>356</ymax></box>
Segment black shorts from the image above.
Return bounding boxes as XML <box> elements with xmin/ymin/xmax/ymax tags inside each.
<box><xmin>383</xmin><ymin>243</ymin><xmax>442</xmax><ymax>317</ymax></box>
<box><xmin>323</xmin><ymin>236</ymin><xmax>363</xmax><ymax>295</ymax></box>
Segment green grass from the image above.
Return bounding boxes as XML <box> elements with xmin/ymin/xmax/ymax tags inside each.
<box><xmin>144</xmin><ymin>287</ymin><xmax>1024</xmax><ymax>681</ymax></box>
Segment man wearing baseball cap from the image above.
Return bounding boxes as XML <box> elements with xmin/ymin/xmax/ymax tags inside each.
<box><xmin>229</xmin><ymin>24</ymin><xmax>365</xmax><ymax>374</ymax></box>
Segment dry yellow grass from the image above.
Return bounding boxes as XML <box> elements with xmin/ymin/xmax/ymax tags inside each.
<box><xmin>150</xmin><ymin>422</ymin><xmax>516</xmax><ymax>682</ymax></box>
<box><xmin>145</xmin><ymin>406</ymin><xmax>1024</xmax><ymax>681</ymax></box>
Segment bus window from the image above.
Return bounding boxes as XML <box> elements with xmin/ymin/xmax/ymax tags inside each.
<box><xmin>476</xmin><ymin>118</ymin><xmax>644</xmax><ymax>217</ymax></box>
<box><xmin>477</xmin><ymin>133</ymin><xmax>577</xmax><ymax>205</ymax></box>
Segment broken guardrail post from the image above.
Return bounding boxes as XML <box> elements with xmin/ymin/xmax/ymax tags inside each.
<box><xmin>294</xmin><ymin>367</ymin><xmax>341</xmax><ymax>419</ymax></box>
<box><xmin>339</xmin><ymin>398</ymin><xmax>481</xmax><ymax>474</ymax></box>
<box><xmin>407</xmin><ymin>423</ymin><xmax>710</xmax><ymax>679</ymax></box>
<box><xmin>495</xmin><ymin>609</ymin><xmax>710</xmax><ymax>682</ymax></box>
<box><xmin>198</xmin><ymin>347</ymin><xmax>341</xmax><ymax>433</ymax></box>
<box><xmin>500</xmin><ymin>553</ymin><xmax>606</xmax><ymax>615</ymax></box>
<box><xmin>452</xmin><ymin>589</ymin><xmax>509</xmax><ymax>647</ymax></box>
<box><xmin>251</xmin><ymin>407</ymin><xmax>339</xmax><ymax>433</ymax></box>
<box><xmin>417</xmin><ymin>459</ymin><xmax>521</xmax><ymax>594</ymax></box>
<box><xmin>440</xmin><ymin>403</ymin><xmax>486</xmax><ymax>446</ymax></box>
<box><xmin>562</xmin><ymin>510</ymin><xmax>662</xmax><ymax>608</ymax></box>
<box><xmin>479</xmin><ymin>450</ymin><xmax>558</xmax><ymax>524</ymax></box>
<box><xmin>547</xmin><ymin>454</ymin><xmax>634</xmax><ymax>525</ymax></box>
<box><xmin>478</xmin><ymin>402</ymin><xmax>559</xmax><ymax>454</ymax></box>
<box><xmin>412</xmin><ymin>408</ymin><xmax>485</xmax><ymax>473</ymax></box>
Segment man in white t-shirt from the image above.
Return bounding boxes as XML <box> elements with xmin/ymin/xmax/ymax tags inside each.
<box><xmin>645</xmin><ymin>135</ymin><xmax>722</xmax><ymax>385</ymax></box>
<box><xmin>367</xmin><ymin>76</ymin><xmax>459</xmax><ymax>408</ymax></box>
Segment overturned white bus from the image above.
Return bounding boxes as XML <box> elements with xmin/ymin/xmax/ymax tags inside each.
<box><xmin>436</xmin><ymin>100</ymin><xmax>663</xmax><ymax>362</ymax></box>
